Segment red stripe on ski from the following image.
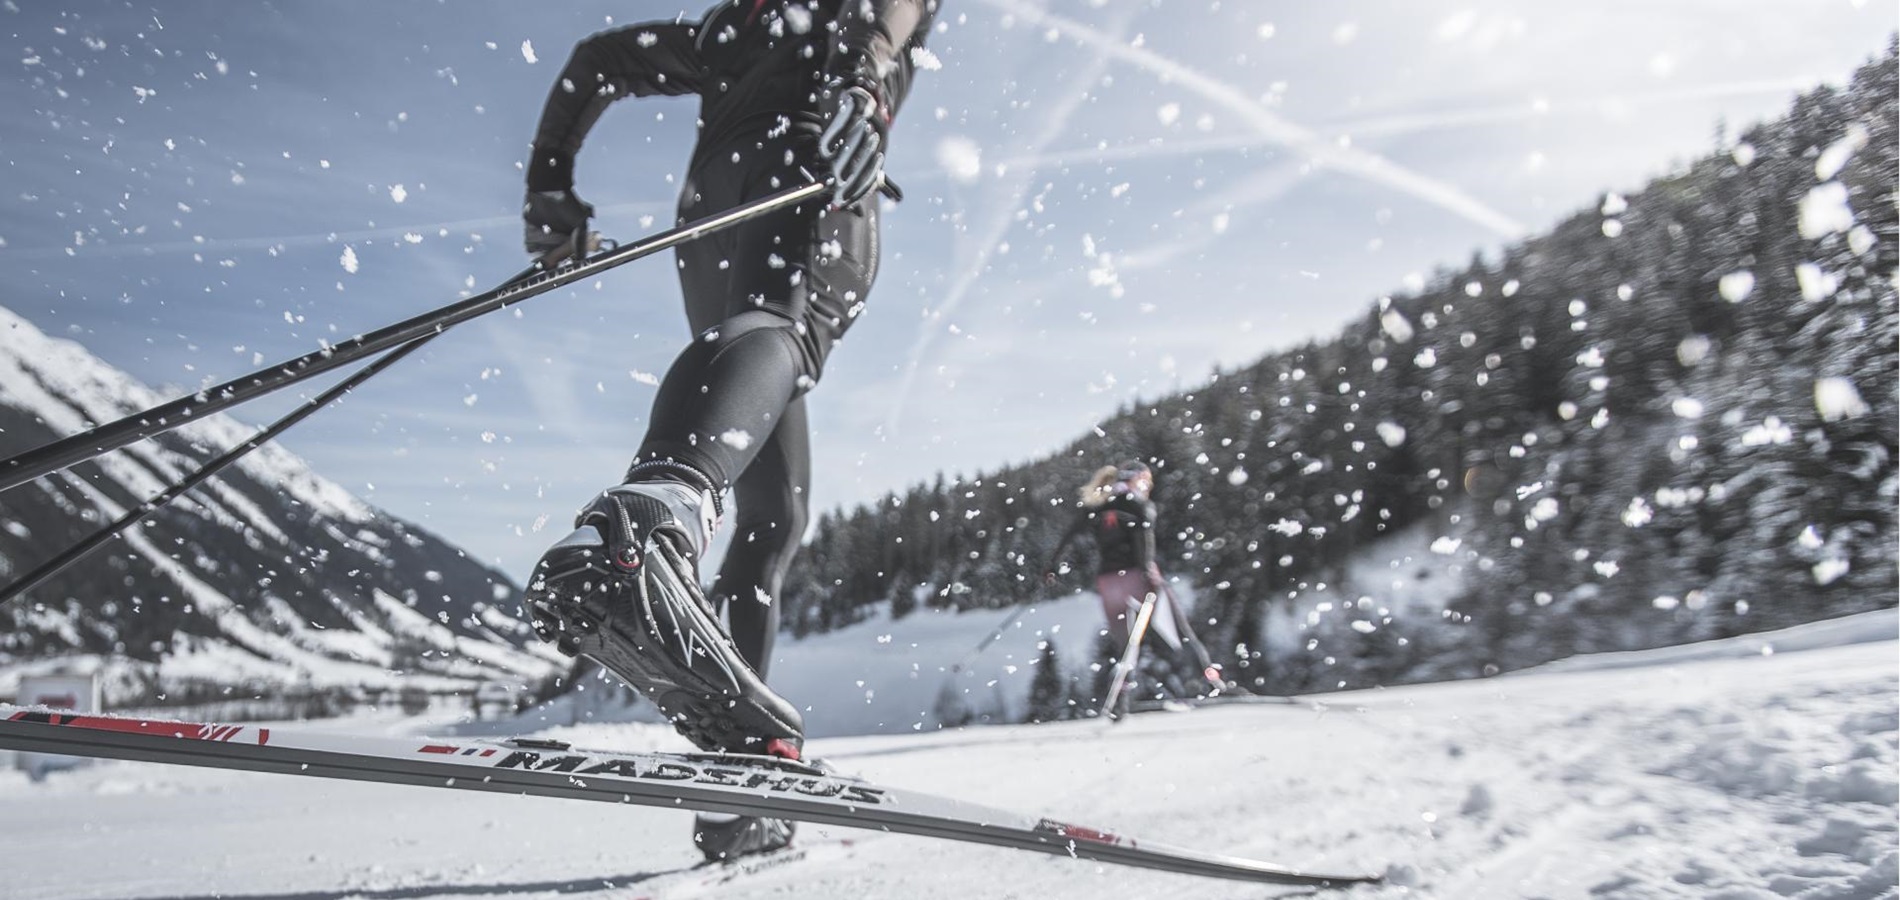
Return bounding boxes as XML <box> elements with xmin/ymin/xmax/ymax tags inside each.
<box><xmin>419</xmin><ymin>744</ymin><xmax>461</xmax><ymax>755</ymax></box>
<box><xmin>5</xmin><ymin>711</ymin><xmax>270</xmax><ymax>745</ymax></box>
<box><xmin>1036</xmin><ymin>819</ymin><xmax>1131</xmax><ymax>847</ymax></box>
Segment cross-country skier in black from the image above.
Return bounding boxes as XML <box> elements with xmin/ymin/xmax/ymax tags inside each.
<box><xmin>517</xmin><ymin>0</ymin><xmax>937</xmax><ymax>862</ymax></box>
<box><xmin>1044</xmin><ymin>461</ymin><xmax>1225</xmax><ymax>718</ymax></box>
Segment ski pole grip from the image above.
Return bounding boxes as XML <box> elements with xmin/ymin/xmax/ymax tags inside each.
<box><xmin>536</xmin><ymin>230</ymin><xmax>604</xmax><ymax>268</ymax></box>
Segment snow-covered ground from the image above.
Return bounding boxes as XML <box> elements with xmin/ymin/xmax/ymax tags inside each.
<box><xmin>0</xmin><ymin>610</ymin><xmax>1893</xmax><ymax>899</ymax></box>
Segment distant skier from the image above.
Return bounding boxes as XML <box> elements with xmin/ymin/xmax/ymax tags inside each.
<box><xmin>516</xmin><ymin>0</ymin><xmax>938</xmax><ymax>862</ymax></box>
<box><xmin>1044</xmin><ymin>461</ymin><xmax>1224</xmax><ymax>716</ymax></box>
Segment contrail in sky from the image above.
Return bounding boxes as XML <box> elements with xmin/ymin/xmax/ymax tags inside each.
<box><xmin>975</xmin><ymin>75</ymin><xmax>1820</xmax><ymax>175</ymax></box>
<box><xmin>971</xmin><ymin>0</ymin><xmax>1526</xmax><ymax>237</ymax></box>
<box><xmin>883</xmin><ymin>3</ymin><xmax>1137</xmax><ymax>436</ymax></box>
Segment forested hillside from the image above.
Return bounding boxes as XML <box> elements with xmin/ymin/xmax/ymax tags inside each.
<box><xmin>781</xmin><ymin>43</ymin><xmax>1896</xmax><ymax>695</ymax></box>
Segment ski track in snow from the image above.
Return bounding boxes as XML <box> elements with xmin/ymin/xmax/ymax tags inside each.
<box><xmin>0</xmin><ymin>617</ymin><xmax>1892</xmax><ymax>900</ymax></box>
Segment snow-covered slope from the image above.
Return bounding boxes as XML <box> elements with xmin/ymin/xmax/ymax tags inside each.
<box><xmin>0</xmin><ymin>609</ymin><xmax>1891</xmax><ymax>899</ymax></box>
<box><xmin>0</xmin><ymin>304</ymin><xmax>560</xmax><ymax>702</ymax></box>
<box><xmin>498</xmin><ymin>588</ymin><xmax>1168</xmax><ymax>739</ymax></box>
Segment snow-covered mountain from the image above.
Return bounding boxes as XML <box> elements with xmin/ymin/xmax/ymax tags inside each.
<box><xmin>0</xmin><ymin>304</ymin><xmax>561</xmax><ymax>704</ymax></box>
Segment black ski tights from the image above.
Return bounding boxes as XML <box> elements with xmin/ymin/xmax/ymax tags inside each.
<box><xmin>631</xmin><ymin>133</ymin><xmax>879</xmax><ymax>676</ymax></box>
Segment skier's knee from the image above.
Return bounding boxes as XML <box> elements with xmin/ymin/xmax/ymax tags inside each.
<box><xmin>698</xmin><ymin>310</ymin><xmax>829</xmax><ymax>392</ymax></box>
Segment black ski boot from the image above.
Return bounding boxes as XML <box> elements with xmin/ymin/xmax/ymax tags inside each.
<box><xmin>693</xmin><ymin>812</ymin><xmax>796</xmax><ymax>862</ymax></box>
<box><xmin>525</xmin><ymin>474</ymin><xmax>804</xmax><ymax>759</ymax></box>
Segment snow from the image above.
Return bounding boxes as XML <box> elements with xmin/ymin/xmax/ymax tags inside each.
<box><xmin>1797</xmin><ymin>261</ymin><xmax>1841</xmax><ymax>301</ymax></box>
<box><xmin>1718</xmin><ymin>270</ymin><xmax>1755</xmax><ymax>302</ymax></box>
<box><xmin>0</xmin><ymin>612</ymin><xmax>1892</xmax><ymax>899</ymax></box>
<box><xmin>1815</xmin><ymin>124</ymin><xmax>1870</xmax><ymax>180</ymax></box>
<box><xmin>775</xmin><ymin>595</ymin><xmax>1112</xmax><ymax>737</ymax></box>
<box><xmin>1799</xmin><ymin>182</ymin><xmax>1857</xmax><ymax>239</ymax></box>
<box><xmin>1815</xmin><ymin>376</ymin><xmax>1871</xmax><ymax>421</ymax></box>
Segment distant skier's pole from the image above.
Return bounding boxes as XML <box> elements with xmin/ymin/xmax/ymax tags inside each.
<box><xmin>1158</xmin><ymin>580</ymin><xmax>1226</xmax><ymax>694</ymax></box>
<box><xmin>948</xmin><ymin>602</ymin><xmax>1037</xmax><ymax>674</ymax></box>
<box><xmin>1101</xmin><ymin>591</ymin><xmax>1159</xmax><ymax>720</ymax></box>
<box><xmin>0</xmin><ymin>180</ymin><xmax>829</xmax><ymax>493</ymax></box>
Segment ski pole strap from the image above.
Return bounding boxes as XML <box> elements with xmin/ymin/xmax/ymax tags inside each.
<box><xmin>0</xmin><ymin>180</ymin><xmax>829</xmax><ymax>493</ymax></box>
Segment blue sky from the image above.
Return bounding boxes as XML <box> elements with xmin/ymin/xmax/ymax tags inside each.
<box><xmin>1</xmin><ymin>1</ymin><xmax>1888</xmax><ymax>578</ymax></box>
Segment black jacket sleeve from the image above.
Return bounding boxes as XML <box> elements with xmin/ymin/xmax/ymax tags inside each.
<box><xmin>1045</xmin><ymin>507</ymin><xmax>1091</xmax><ymax>576</ymax></box>
<box><xmin>527</xmin><ymin>23</ymin><xmax>705</xmax><ymax>191</ymax></box>
<box><xmin>1133</xmin><ymin>498</ymin><xmax>1159</xmax><ymax>573</ymax></box>
<box><xmin>822</xmin><ymin>0</ymin><xmax>937</xmax><ymax>121</ymax></box>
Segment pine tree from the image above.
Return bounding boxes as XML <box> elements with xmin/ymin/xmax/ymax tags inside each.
<box><xmin>1024</xmin><ymin>640</ymin><xmax>1068</xmax><ymax>724</ymax></box>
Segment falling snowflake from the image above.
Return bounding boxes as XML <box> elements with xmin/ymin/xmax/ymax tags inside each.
<box><xmin>339</xmin><ymin>245</ymin><xmax>359</xmax><ymax>274</ymax></box>
<box><xmin>1797</xmin><ymin>182</ymin><xmax>1854</xmax><ymax>239</ymax></box>
<box><xmin>935</xmin><ymin>136</ymin><xmax>982</xmax><ymax>184</ymax></box>
<box><xmin>1622</xmin><ymin>497</ymin><xmax>1654</xmax><ymax>528</ymax></box>
<box><xmin>908</xmin><ymin>45</ymin><xmax>942</xmax><ymax>70</ymax></box>
<box><xmin>1812</xmin><ymin>557</ymin><xmax>1850</xmax><ymax>586</ymax></box>
<box><xmin>1794</xmin><ymin>263</ymin><xmax>1838</xmax><ymax>301</ymax></box>
<box><xmin>1741</xmin><ymin>417</ymin><xmax>1793</xmax><ymax>447</ymax></box>
<box><xmin>1380</xmin><ymin>310</ymin><xmax>1415</xmax><ymax>342</ymax></box>
<box><xmin>1814</xmin><ymin>377</ymin><xmax>1868</xmax><ymax>421</ymax></box>
<box><xmin>1717</xmin><ymin>271</ymin><xmax>1754</xmax><ymax>303</ymax></box>
<box><xmin>1814</xmin><ymin>124</ymin><xmax>1868</xmax><ymax>180</ymax></box>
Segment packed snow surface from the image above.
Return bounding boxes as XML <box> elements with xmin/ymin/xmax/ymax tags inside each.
<box><xmin>0</xmin><ymin>611</ymin><xmax>1893</xmax><ymax>899</ymax></box>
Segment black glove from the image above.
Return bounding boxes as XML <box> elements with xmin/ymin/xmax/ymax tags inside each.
<box><xmin>522</xmin><ymin>189</ymin><xmax>593</xmax><ymax>258</ymax></box>
<box><xmin>818</xmin><ymin>82</ymin><xmax>888</xmax><ymax>208</ymax></box>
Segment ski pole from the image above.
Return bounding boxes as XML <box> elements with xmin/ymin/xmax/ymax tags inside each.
<box><xmin>1158</xmin><ymin>580</ymin><xmax>1227</xmax><ymax>693</ymax></box>
<box><xmin>947</xmin><ymin>601</ymin><xmax>1037</xmax><ymax>675</ymax></box>
<box><xmin>1101</xmin><ymin>590</ymin><xmax>1159</xmax><ymax>720</ymax></box>
<box><xmin>0</xmin><ymin>180</ymin><xmax>829</xmax><ymax>493</ymax></box>
<box><xmin>1</xmin><ymin>337</ymin><xmax>423</xmax><ymax>609</ymax></box>
<box><xmin>0</xmin><ymin>254</ymin><xmax>558</xmax><ymax>609</ymax></box>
